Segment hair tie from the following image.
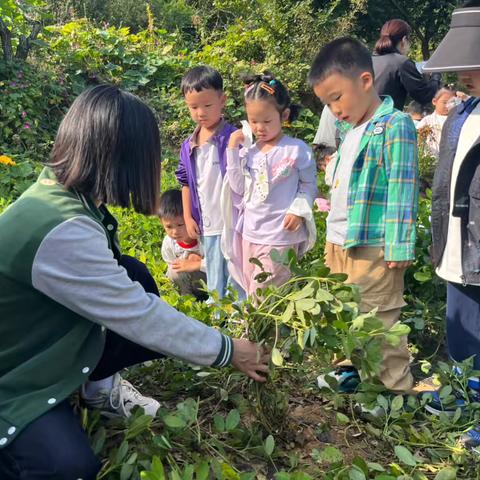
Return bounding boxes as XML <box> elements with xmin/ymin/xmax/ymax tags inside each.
<box><xmin>269</xmin><ymin>79</ymin><xmax>276</xmax><ymax>86</ymax></box>
<box><xmin>244</xmin><ymin>83</ymin><xmax>256</xmax><ymax>95</ymax></box>
<box><xmin>260</xmin><ymin>82</ymin><xmax>275</xmax><ymax>95</ymax></box>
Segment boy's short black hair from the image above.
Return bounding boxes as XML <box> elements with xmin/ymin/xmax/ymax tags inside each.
<box><xmin>308</xmin><ymin>37</ymin><xmax>374</xmax><ymax>87</ymax></box>
<box><xmin>181</xmin><ymin>66</ymin><xmax>223</xmax><ymax>95</ymax></box>
<box><xmin>313</xmin><ymin>143</ymin><xmax>336</xmax><ymax>159</ymax></box>
<box><xmin>405</xmin><ymin>101</ymin><xmax>423</xmax><ymax>116</ymax></box>
<box><xmin>159</xmin><ymin>189</ymin><xmax>183</xmax><ymax>219</ymax></box>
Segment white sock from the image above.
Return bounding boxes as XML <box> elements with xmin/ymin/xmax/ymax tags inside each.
<box><xmin>83</xmin><ymin>375</ymin><xmax>115</xmax><ymax>398</ymax></box>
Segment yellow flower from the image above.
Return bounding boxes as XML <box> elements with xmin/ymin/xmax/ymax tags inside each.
<box><xmin>0</xmin><ymin>155</ymin><xmax>16</xmax><ymax>166</ymax></box>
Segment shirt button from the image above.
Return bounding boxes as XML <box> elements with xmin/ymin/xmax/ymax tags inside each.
<box><xmin>82</xmin><ymin>367</ymin><xmax>90</xmax><ymax>374</ymax></box>
<box><xmin>0</xmin><ymin>438</ymin><xmax>7</xmax><ymax>446</ymax></box>
<box><xmin>107</xmin><ymin>224</ymin><xmax>114</xmax><ymax>231</ymax></box>
<box><xmin>47</xmin><ymin>398</ymin><xmax>56</xmax><ymax>405</ymax></box>
<box><xmin>7</xmin><ymin>427</ymin><xmax>15</xmax><ymax>435</ymax></box>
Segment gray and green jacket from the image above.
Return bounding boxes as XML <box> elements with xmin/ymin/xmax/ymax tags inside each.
<box><xmin>0</xmin><ymin>168</ymin><xmax>233</xmax><ymax>448</ymax></box>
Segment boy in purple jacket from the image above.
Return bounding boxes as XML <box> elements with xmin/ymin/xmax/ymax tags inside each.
<box><xmin>175</xmin><ymin>66</ymin><xmax>236</xmax><ymax>298</ymax></box>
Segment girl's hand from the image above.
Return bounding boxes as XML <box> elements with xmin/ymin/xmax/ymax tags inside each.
<box><xmin>283</xmin><ymin>214</ymin><xmax>303</xmax><ymax>232</ymax></box>
<box><xmin>386</xmin><ymin>261</ymin><xmax>412</xmax><ymax>269</ymax></box>
<box><xmin>231</xmin><ymin>338</ymin><xmax>269</xmax><ymax>382</ymax></box>
<box><xmin>185</xmin><ymin>217</ymin><xmax>200</xmax><ymax>239</ymax></box>
<box><xmin>172</xmin><ymin>254</ymin><xmax>202</xmax><ymax>273</ymax></box>
<box><xmin>228</xmin><ymin>130</ymin><xmax>245</xmax><ymax>149</ymax></box>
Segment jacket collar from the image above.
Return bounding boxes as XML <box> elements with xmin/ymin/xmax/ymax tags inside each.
<box><xmin>336</xmin><ymin>96</ymin><xmax>395</xmax><ymax>136</ymax></box>
<box><xmin>188</xmin><ymin>118</ymin><xmax>226</xmax><ymax>152</ymax></box>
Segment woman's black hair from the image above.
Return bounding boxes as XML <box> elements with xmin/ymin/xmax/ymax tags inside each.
<box><xmin>242</xmin><ymin>72</ymin><xmax>301</xmax><ymax>122</ymax></box>
<box><xmin>48</xmin><ymin>85</ymin><xmax>161</xmax><ymax>215</ymax></box>
<box><xmin>374</xmin><ymin>19</ymin><xmax>412</xmax><ymax>56</ymax></box>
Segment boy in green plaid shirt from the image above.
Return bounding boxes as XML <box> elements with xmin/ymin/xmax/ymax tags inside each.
<box><xmin>309</xmin><ymin>38</ymin><xmax>419</xmax><ymax>396</ymax></box>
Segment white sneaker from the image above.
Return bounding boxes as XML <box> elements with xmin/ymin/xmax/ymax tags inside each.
<box><xmin>81</xmin><ymin>373</ymin><xmax>160</xmax><ymax>418</ymax></box>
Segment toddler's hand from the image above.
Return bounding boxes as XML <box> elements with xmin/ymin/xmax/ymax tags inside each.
<box><xmin>185</xmin><ymin>217</ymin><xmax>200</xmax><ymax>239</ymax></box>
<box><xmin>283</xmin><ymin>214</ymin><xmax>303</xmax><ymax>232</ymax></box>
<box><xmin>386</xmin><ymin>261</ymin><xmax>412</xmax><ymax>269</ymax></box>
<box><xmin>228</xmin><ymin>130</ymin><xmax>245</xmax><ymax>149</ymax></box>
<box><xmin>172</xmin><ymin>254</ymin><xmax>202</xmax><ymax>273</ymax></box>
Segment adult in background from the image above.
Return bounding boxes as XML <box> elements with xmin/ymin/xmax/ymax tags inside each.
<box><xmin>0</xmin><ymin>85</ymin><xmax>269</xmax><ymax>480</ymax></box>
<box><xmin>372</xmin><ymin>19</ymin><xmax>441</xmax><ymax>110</ymax></box>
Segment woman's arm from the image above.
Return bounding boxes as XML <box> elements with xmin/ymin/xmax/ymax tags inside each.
<box><xmin>400</xmin><ymin>59</ymin><xmax>440</xmax><ymax>106</ymax></box>
<box><xmin>31</xmin><ymin>216</ymin><xmax>229</xmax><ymax>367</ymax></box>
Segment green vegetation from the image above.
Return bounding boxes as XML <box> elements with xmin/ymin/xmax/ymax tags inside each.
<box><xmin>2</xmin><ymin>1</ymin><xmax>478</xmax><ymax>478</ymax></box>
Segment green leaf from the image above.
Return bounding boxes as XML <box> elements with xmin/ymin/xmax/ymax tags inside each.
<box><xmin>225</xmin><ymin>409</ymin><xmax>240</xmax><ymax>431</ymax></box>
<box><xmin>126</xmin><ymin>414</ymin><xmax>152</xmax><ymax>440</ymax></box>
<box><xmin>315</xmin><ymin>288</ymin><xmax>334</xmax><ymax>302</ymax></box>
<box><xmin>194</xmin><ymin>461</ymin><xmax>210</xmax><ymax>480</ymax></box>
<box><xmin>336</xmin><ymin>412</ymin><xmax>350</xmax><ymax>425</ymax></box>
<box><xmin>271</xmin><ymin>347</ymin><xmax>284</xmax><ymax>366</ymax></box>
<box><xmin>376</xmin><ymin>395</ymin><xmax>389</xmax><ymax>412</ymax></box>
<box><xmin>115</xmin><ymin>440</ymin><xmax>129</xmax><ymax>463</ymax></box>
<box><xmin>348</xmin><ymin>467</ymin><xmax>366</xmax><ymax>480</ymax></box>
<box><xmin>434</xmin><ymin>467</ymin><xmax>457</xmax><ymax>480</ymax></box>
<box><xmin>295</xmin><ymin>298</ymin><xmax>317</xmax><ymax>311</ymax></box>
<box><xmin>120</xmin><ymin>463</ymin><xmax>135</xmax><ymax>480</ymax></box>
<box><xmin>315</xmin><ymin>445</ymin><xmax>343</xmax><ymax>464</ymax></box>
<box><xmin>390</xmin><ymin>395</ymin><xmax>404</xmax><ymax>412</ymax></box>
<box><xmin>264</xmin><ymin>434</ymin><xmax>275</xmax><ymax>456</ymax></box>
<box><xmin>163</xmin><ymin>414</ymin><xmax>187</xmax><ymax>429</ymax></box>
<box><xmin>213</xmin><ymin>414</ymin><xmax>225</xmax><ymax>432</ymax></box>
<box><xmin>394</xmin><ymin>445</ymin><xmax>417</xmax><ymax>467</ymax></box>
<box><xmin>249</xmin><ymin>256</ymin><xmax>264</xmax><ymax>270</ymax></box>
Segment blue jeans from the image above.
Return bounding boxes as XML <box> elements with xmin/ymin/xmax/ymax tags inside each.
<box><xmin>447</xmin><ymin>282</ymin><xmax>480</xmax><ymax>370</ymax></box>
<box><xmin>201</xmin><ymin>235</ymin><xmax>246</xmax><ymax>301</ymax></box>
<box><xmin>202</xmin><ymin>234</ymin><xmax>229</xmax><ymax>299</ymax></box>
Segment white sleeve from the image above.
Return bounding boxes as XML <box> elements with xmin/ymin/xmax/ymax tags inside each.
<box><xmin>161</xmin><ymin>236</ymin><xmax>177</xmax><ymax>264</ymax></box>
<box><xmin>226</xmin><ymin>148</ymin><xmax>246</xmax><ymax>196</ymax></box>
<box><xmin>31</xmin><ymin>216</ymin><xmax>232</xmax><ymax>367</ymax></box>
<box><xmin>313</xmin><ymin>106</ymin><xmax>337</xmax><ymax>148</ymax></box>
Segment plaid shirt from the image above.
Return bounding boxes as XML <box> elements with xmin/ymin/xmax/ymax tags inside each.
<box><xmin>335</xmin><ymin>96</ymin><xmax>419</xmax><ymax>261</ymax></box>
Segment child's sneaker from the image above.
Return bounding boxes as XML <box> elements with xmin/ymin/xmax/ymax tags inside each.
<box><xmin>423</xmin><ymin>390</ymin><xmax>466</xmax><ymax>417</ymax></box>
<box><xmin>460</xmin><ymin>427</ymin><xmax>480</xmax><ymax>450</ymax></box>
<box><xmin>317</xmin><ymin>366</ymin><xmax>361</xmax><ymax>393</ymax></box>
<box><xmin>81</xmin><ymin>373</ymin><xmax>160</xmax><ymax>418</ymax></box>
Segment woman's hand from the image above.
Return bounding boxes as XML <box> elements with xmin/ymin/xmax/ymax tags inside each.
<box><xmin>228</xmin><ymin>130</ymin><xmax>245</xmax><ymax>149</ymax></box>
<box><xmin>283</xmin><ymin>214</ymin><xmax>303</xmax><ymax>232</ymax></box>
<box><xmin>172</xmin><ymin>253</ymin><xmax>202</xmax><ymax>273</ymax></box>
<box><xmin>231</xmin><ymin>338</ymin><xmax>270</xmax><ymax>382</ymax></box>
<box><xmin>185</xmin><ymin>216</ymin><xmax>200</xmax><ymax>239</ymax></box>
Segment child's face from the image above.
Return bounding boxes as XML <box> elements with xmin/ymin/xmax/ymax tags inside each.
<box><xmin>313</xmin><ymin>71</ymin><xmax>375</xmax><ymax>127</ymax></box>
<box><xmin>161</xmin><ymin>216</ymin><xmax>189</xmax><ymax>242</ymax></box>
<box><xmin>184</xmin><ymin>88</ymin><xmax>226</xmax><ymax>130</ymax></box>
<box><xmin>458</xmin><ymin>70</ymin><xmax>480</xmax><ymax>97</ymax></box>
<box><xmin>433</xmin><ymin>92</ymin><xmax>455</xmax><ymax>116</ymax></box>
<box><xmin>245</xmin><ymin>99</ymin><xmax>288</xmax><ymax>143</ymax></box>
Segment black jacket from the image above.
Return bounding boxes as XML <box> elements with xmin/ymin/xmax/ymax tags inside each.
<box><xmin>372</xmin><ymin>52</ymin><xmax>440</xmax><ymax>110</ymax></box>
<box><xmin>431</xmin><ymin>98</ymin><xmax>480</xmax><ymax>284</ymax></box>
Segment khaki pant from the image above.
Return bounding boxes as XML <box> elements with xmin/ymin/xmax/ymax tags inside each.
<box><xmin>325</xmin><ymin>242</ymin><xmax>414</xmax><ymax>393</ymax></box>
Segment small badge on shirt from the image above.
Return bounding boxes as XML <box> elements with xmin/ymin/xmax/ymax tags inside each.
<box><xmin>373</xmin><ymin>126</ymin><xmax>384</xmax><ymax>135</ymax></box>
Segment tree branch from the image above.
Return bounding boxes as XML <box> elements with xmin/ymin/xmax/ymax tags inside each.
<box><xmin>0</xmin><ymin>17</ymin><xmax>14</xmax><ymax>62</ymax></box>
<box><xmin>15</xmin><ymin>21</ymin><xmax>42</xmax><ymax>61</ymax></box>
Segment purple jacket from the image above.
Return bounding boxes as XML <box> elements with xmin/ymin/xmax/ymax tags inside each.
<box><xmin>175</xmin><ymin>121</ymin><xmax>236</xmax><ymax>233</ymax></box>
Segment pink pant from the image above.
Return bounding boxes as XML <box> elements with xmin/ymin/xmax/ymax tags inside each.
<box><xmin>241</xmin><ymin>239</ymin><xmax>300</xmax><ymax>296</ymax></box>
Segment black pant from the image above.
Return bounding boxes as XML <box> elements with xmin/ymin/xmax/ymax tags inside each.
<box><xmin>0</xmin><ymin>256</ymin><xmax>164</xmax><ymax>480</ymax></box>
